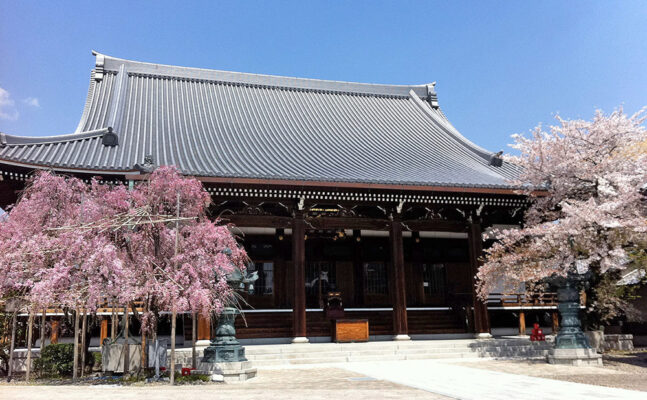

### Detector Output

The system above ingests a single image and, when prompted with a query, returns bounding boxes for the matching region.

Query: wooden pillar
[518,311,526,336]
[197,314,211,341]
[389,217,409,340]
[292,214,308,343]
[100,318,109,347]
[552,311,560,334]
[50,318,60,344]
[468,223,491,337]
[352,229,364,307]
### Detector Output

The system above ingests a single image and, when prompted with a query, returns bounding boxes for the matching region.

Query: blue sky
[1,1,646,153]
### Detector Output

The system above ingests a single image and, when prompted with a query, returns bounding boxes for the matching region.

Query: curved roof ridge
[0,128,109,146]
[408,90,494,161]
[93,51,436,99]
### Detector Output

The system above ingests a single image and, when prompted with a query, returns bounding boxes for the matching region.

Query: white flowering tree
[477,108,647,326]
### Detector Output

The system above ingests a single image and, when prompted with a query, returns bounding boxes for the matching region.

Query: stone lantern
[199,256,258,381]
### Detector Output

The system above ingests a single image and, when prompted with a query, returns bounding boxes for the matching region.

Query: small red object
[530,323,545,341]
[181,367,194,376]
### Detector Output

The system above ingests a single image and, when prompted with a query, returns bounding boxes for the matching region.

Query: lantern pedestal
[546,277,602,366]
[200,307,256,381]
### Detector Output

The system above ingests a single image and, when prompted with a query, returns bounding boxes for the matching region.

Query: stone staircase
[237,338,553,367]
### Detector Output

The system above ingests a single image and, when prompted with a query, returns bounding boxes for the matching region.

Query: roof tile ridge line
[125,69,415,100]
[407,89,494,161]
[94,51,429,98]
[74,70,98,133]
[106,64,129,134]
[0,128,110,146]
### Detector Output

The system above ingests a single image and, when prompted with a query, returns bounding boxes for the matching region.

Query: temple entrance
[305,261,336,308]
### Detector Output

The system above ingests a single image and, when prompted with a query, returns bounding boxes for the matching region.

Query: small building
[0,52,531,343]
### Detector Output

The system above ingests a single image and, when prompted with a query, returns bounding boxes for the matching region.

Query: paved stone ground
[452,350,647,392]
[3,352,646,399]
[340,359,646,400]
[0,368,450,400]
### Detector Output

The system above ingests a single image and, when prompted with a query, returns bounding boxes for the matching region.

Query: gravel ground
[453,350,647,392]
[0,368,451,400]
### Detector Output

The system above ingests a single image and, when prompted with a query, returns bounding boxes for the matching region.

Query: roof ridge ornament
[0,133,6,148]
[102,127,119,147]
[489,151,504,167]
[426,82,439,108]
[93,50,105,82]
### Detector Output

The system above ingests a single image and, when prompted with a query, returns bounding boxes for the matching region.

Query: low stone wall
[604,334,634,351]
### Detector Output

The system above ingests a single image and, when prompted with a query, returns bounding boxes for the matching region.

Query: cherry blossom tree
[477,108,647,325]
[0,166,246,383]
[110,166,247,382]
[0,172,130,380]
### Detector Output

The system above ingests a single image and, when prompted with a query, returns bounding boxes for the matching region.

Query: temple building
[0,52,551,345]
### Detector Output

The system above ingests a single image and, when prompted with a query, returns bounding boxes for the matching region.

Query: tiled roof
[0,52,518,188]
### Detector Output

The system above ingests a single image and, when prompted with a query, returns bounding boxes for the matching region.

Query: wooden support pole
[292,214,307,342]
[100,317,108,348]
[7,311,17,382]
[25,311,34,381]
[468,223,491,337]
[389,217,409,339]
[123,305,130,374]
[111,308,117,340]
[552,311,560,334]
[170,310,177,385]
[72,308,80,381]
[518,311,526,336]
[40,310,46,349]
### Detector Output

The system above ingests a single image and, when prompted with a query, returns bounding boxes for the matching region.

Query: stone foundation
[196,360,257,382]
[547,348,602,366]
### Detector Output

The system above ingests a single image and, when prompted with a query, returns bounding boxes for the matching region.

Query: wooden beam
[221,215,293,228]
[401,219,468,233]
[389,218,408,338]
[292,214,307,341]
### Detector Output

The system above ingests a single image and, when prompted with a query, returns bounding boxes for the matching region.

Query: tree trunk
[25,311,34,381]
[7,311,17,382]
[191,313,197,369]
[170,310,176,385]
[80,310,88,377]
[72,308,80,381]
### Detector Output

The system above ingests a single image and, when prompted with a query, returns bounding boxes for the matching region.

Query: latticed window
[423,263,446,296]
[249,261,274,295]
[364,262,387,295]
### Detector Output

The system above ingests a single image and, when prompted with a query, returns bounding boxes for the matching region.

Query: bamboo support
[80,310,88,377]
[192,313,197,369]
